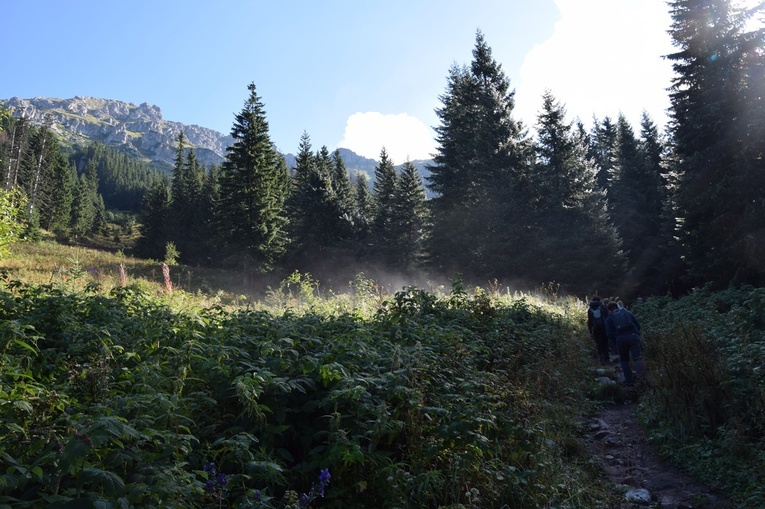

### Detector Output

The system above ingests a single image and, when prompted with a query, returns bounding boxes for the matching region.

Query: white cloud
[338,112,437,162]
[514,0,675,131]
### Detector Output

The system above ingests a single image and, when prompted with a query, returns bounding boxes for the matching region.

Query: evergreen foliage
[134,178,171,260]
[2,3,765,297]
[427,30,533,279]
[390,160,428,271]
[285,135,354,272]
[530,91,625,290]
[168,132,207,264]
[667,0,765,287]
[350,172,374,251]
[370,148,399,264]
[70,142,163,212]
[217,83,290,272]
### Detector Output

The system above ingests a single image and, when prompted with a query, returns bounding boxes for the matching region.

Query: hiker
[605,301,645,386]
[587,296,609,364]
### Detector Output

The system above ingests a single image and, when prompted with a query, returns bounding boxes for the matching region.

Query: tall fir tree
[426,30,532,279]
[169,132,205,263]
[390,160,428,271]
[351,172,374,253]
[135,179,171,260]
[530,91,625,291]
[43,151,75,236]
[217,83,289,272]
[330,149,354,228]
[197,163,221,265]
[70,162,99,240]
[667,0,765,286]
[371,148,398,265]
[588,116,619,193]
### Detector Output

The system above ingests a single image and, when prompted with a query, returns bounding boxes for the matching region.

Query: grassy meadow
[1,239,764,508]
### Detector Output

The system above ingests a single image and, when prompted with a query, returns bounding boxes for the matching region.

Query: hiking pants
[616,333,645,384]
[593,328,609,364]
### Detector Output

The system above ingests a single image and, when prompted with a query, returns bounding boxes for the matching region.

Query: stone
[624,488,651,505]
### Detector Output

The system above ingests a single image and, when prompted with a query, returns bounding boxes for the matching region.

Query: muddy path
[583,362,735,508]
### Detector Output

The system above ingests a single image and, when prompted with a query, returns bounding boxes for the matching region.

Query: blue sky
[2,0,678,162]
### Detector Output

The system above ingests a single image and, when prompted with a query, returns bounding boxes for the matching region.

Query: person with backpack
[605,302,645,386]
[587,296,609,364]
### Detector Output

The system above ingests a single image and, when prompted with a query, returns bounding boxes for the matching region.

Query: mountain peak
[1,96,432,179]
[1,96,232,170]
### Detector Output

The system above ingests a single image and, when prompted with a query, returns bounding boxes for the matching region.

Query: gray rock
[624,487,651,504]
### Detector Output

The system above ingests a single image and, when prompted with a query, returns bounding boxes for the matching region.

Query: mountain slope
[1,96,433,181]
[1,96,232,171]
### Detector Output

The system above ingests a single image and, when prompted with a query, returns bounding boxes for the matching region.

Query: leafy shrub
[0,275,606,508]
[636,285,765,504]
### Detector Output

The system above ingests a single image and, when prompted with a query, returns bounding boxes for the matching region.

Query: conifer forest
[1,1,765,507]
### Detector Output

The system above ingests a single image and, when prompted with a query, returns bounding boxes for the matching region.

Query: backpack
[610,310,634,334]
[590,303,605,329]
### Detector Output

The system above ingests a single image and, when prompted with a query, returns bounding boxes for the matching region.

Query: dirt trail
[583,360,735,508]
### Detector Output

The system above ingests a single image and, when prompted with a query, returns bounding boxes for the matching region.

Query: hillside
[0,96,433,180]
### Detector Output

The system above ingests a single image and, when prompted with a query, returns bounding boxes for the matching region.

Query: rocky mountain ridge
[1,96,433,181]
[1,96,233,170]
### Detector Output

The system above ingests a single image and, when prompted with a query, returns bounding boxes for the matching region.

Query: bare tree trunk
[27,127,47,217]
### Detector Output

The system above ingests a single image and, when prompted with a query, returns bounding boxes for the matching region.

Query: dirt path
[583,362,735,508]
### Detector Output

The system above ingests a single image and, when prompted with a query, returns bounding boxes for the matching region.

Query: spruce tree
[70,165,98,240]
[217,83,289,272]
[531,91,625,291]
[330,149,354,226]
[588,116,618,192]
[371,148,398,265]
[134,179,171,260]
[198,164,221,265]
[391,160,428,271]
[169,132,205,263]
[44,153,75,236]
[426,30,532,279]
[667,0,765,286]
[351,172,374,253]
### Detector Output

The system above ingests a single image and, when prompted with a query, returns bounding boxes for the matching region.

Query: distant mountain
[1,96,433,183]
[1,96,232,172]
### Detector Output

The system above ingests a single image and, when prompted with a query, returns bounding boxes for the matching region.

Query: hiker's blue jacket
[605,308,641,341]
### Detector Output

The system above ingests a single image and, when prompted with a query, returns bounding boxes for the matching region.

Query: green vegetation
[636,286,765,506]
[0,243,618,508]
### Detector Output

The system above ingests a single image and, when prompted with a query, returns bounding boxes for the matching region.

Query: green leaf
[80,467,125,497]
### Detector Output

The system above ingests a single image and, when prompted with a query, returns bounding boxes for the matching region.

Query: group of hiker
[587,296,645,386]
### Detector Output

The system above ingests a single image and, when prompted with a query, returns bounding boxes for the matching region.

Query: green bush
[0,275,607,508]
[636,285,765,505]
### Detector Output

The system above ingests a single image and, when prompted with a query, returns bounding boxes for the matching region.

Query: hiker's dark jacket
[587,301,608,335]
[605,308,641,341]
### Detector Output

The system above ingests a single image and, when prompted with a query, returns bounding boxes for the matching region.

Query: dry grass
[1,239,278,309]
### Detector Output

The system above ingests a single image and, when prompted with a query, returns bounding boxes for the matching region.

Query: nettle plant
[0,272,602,508]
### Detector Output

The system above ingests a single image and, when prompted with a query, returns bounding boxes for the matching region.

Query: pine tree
[330,149,354,227]
[371,148,398,265]
[530,91,625,290]
[169,132,205,263]
[426,30,532,278]
[588,116,618,192]
[391,160,428,271]
[134,179,171,260]
[70,164,98,240]
[44,151,75,236]
[197,163,221,265]
[351,172,374,252]
[20,124,54,225]
[217,83,289,271]
[667,0,765,286]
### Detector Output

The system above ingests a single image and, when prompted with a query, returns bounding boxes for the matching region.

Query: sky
[1,0,680,162]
